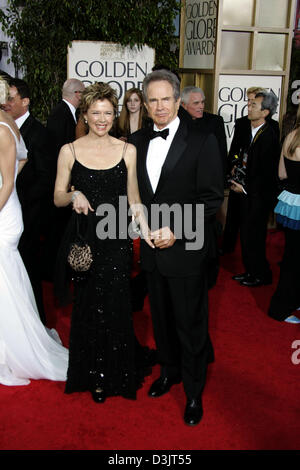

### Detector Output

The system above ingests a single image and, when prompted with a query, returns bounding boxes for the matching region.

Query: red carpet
[0,230,299,451]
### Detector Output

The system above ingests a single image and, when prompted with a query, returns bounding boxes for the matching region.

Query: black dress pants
[222,190,242,253]
[146,266,213,400]
[239,195,272,281]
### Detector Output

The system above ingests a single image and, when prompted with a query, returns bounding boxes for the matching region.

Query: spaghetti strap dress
[63,144,149,398]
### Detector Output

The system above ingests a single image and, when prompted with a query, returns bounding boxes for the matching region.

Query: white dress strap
[0,121,27,161]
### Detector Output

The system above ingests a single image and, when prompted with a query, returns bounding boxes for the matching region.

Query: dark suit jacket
[17,114,53,213]
[244,122,280,208]
[178,106,228,176]
[129,119,224,277]
[228,115,280,169]
[46,100,76,162]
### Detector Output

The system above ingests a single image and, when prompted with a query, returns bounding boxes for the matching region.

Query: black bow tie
[149,128,169,140]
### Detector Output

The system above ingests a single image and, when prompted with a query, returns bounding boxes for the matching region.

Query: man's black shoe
[148,376,181,398]
[240,275,272,287]
[232,272,250,281]
[184,397,203,426]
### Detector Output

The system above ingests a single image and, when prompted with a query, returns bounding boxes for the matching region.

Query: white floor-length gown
[0,121,68,386]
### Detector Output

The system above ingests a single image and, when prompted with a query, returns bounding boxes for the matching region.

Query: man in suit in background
[46,78,85,163]
[4,78,53,324]
[179,86,227,176]
[129,70,224,426]
[43,78,85,280]
[230,90,280,287]
[179,85,227,288]
[222,87,280,255]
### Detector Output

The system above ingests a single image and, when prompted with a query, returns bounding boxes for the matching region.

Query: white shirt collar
[63,99,77,122]
[15,110,30,129]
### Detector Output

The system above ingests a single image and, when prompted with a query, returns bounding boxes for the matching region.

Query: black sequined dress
[64,156,145,398]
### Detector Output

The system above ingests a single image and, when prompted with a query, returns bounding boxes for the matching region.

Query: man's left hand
[230,180,244,193]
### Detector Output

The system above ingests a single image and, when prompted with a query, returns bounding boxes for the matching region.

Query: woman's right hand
[72,191,94,215]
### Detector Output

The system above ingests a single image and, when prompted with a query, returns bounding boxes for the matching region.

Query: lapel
[248,123,267,157]
[154,120,188,196]
[138,130,154,197]
[20,114,34,141]
[246,122,268,176]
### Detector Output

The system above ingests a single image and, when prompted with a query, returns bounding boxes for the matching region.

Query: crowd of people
[0,67,299,426]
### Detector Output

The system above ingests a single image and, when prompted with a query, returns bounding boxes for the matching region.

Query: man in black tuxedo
[43,78,85,280]
[4,78,53,323]
[179,86,227,176]
[129,70,224,425]
[179,86,227,288]
[229,91,280,287]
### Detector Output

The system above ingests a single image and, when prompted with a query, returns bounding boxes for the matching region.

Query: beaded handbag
[67,214,93,272]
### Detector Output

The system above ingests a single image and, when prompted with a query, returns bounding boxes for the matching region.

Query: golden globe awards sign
[67,41,155,105]
[218,75,282,149]
[182,0,217,69]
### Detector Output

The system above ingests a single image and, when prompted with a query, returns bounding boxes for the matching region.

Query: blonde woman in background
[269,106,300,324]
[0,76,68,386]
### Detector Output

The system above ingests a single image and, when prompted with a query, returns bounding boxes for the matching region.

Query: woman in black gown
[268,116,300,324]
[54,82,154,403]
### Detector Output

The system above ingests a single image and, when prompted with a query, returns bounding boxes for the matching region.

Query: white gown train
[0,121,68,386]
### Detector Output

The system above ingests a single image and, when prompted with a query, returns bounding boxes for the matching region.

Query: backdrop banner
[182,0,217,69]
[68,41,155,106]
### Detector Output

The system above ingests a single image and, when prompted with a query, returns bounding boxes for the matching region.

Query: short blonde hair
[247,86,266,96]
[0,76,9,105]
[80,82,118,116]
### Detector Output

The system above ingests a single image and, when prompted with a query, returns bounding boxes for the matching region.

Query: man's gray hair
[143,69,180,103]
[62,78,84,99]
[180,86,205,105]
[255,91,278,118]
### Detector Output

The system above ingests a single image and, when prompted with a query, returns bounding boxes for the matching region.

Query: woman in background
[0,76,68,386]
[117,87,150,140]
[269,108,300,324]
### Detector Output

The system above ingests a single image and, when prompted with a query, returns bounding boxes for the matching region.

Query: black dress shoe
[91,388,106,403]
[232,272,250,281]
[184,397,203,426]
[240,275,272,287]
[148,376,181,398]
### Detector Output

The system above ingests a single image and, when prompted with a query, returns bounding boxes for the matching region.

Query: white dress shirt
[146,116,180,193]
[63,99,77,123]
[15,111,30,129]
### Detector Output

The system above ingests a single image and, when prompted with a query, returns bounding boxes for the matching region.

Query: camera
[230,165,247,186]
[226,153,247,187]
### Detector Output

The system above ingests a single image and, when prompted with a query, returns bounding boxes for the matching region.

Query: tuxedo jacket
[46,100,76,162]
[244,121,280,208]
[178,106,228,176]
[229,115,280,168]
[17,114,53,213]
[129,119,224,277]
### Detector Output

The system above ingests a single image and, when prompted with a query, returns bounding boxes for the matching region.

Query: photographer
[225,90,281,287]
